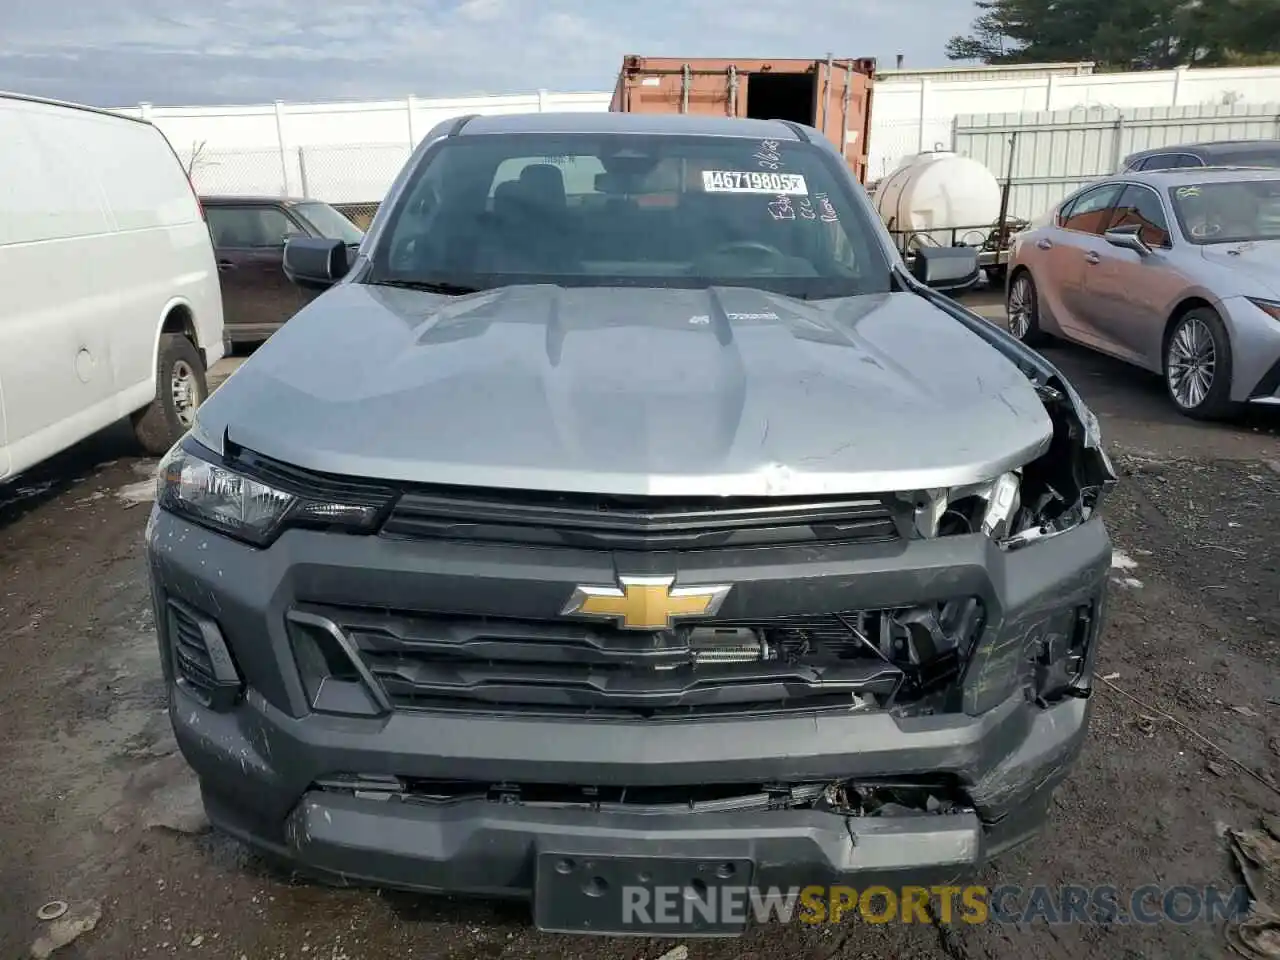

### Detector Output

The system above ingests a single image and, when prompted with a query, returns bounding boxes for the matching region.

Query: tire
[1164,307,1236,421]
[1006,270,1048,347]
[133,334,208,455]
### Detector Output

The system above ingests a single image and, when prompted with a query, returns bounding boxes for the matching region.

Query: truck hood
[193,283,1053,496]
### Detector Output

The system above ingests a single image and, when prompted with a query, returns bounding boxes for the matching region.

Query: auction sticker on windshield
[702,171,808,194]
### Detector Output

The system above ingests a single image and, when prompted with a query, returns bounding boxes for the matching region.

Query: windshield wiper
[368,278,480,295]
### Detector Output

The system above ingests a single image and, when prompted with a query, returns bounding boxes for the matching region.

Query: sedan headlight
[157,442,385,546]
[1248,297,1280,323]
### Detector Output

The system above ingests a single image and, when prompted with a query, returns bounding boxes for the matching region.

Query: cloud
[0,0,978,107]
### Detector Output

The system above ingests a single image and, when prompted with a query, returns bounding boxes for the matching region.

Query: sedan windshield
[1169,178,1280,244]
[293,201,364,244]
[365,133,891,298]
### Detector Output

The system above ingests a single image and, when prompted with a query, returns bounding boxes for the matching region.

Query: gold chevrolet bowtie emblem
[562,575,732,630]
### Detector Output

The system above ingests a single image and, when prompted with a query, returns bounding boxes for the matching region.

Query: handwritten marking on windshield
[768,195,796,220]
[814,192,840,222]
[798,197,817,220]
[755,139,784,170]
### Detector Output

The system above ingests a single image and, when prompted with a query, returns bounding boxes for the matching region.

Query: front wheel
[1006,271,1048,346]
[1164,308,1236,420]
[133,334,209,455]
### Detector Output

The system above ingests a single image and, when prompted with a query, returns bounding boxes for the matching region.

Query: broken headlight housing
[157,441,386,547]
[905,391,1115,549]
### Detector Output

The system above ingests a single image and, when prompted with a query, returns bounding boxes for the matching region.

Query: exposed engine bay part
[313,773,972,818]
[814,779,970,818]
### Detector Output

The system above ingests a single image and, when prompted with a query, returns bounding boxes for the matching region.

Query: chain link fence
[333,202,381,230]
[297,142,411,205]
[180,146,290,197]
[180,142,410,216]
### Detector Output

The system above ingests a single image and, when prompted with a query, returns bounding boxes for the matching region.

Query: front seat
[495,164,575,271]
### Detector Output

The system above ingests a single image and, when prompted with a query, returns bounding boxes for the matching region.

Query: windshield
[1169,178,1280,244]
[293,201,364,244]
[365,133,891,298]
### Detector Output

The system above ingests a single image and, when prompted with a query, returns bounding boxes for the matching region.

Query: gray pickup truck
[147,111,1115,937]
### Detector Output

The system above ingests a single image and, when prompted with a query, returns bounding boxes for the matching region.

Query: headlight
[157,442,385,546]
[1248,297,1280,323]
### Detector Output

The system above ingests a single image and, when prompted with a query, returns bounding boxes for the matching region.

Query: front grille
[296,603,937,719]
[381,488,901,549]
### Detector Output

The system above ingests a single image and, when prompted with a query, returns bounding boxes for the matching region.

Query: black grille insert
[381,488,901,549]
[291,603,982,719]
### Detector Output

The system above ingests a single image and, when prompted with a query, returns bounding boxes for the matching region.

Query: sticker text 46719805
[702,171,808,195]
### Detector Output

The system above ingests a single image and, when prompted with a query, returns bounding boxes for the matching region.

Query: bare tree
[184,140,210,179]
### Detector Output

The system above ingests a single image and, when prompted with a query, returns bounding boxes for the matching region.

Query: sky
[0,0,980,108]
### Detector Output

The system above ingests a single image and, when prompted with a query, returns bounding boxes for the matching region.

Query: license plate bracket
[533,851,756,936]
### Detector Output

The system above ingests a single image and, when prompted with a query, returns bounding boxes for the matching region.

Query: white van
[0,92,225,480]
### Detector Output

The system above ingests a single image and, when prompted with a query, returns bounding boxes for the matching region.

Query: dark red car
[202,196,364,345]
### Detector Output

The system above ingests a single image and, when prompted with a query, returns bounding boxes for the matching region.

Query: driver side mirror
[1104,224,1150,256]
[911,246,981,292]
[283,236,349,290]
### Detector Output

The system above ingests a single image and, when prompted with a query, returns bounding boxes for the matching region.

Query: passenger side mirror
[1104,224,1150,256]
[283,237,348,290]
[910,246,981,292]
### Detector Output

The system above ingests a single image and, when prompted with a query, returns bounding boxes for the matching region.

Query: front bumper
[1219,295,1280,404]
[147,508,1110,927]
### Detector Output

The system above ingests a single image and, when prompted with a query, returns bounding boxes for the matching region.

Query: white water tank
[874,152,1002,250]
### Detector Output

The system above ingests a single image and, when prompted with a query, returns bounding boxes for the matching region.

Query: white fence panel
[954,102,1280,221]
[121,65,1280,204]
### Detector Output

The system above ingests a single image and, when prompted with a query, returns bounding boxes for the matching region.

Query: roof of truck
[457,111,810,140]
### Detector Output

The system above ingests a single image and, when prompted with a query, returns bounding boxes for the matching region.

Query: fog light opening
[165,598,243,711]
[1026,604,1095,707]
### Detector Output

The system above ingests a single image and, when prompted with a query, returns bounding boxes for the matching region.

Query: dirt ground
[3,297,1280,960]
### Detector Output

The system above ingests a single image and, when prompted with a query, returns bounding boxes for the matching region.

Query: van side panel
[0,100,120,477]
[0,95,224,479]
[86,116,224,409]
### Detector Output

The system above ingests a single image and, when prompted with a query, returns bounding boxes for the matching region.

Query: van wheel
[133,335,208,455]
